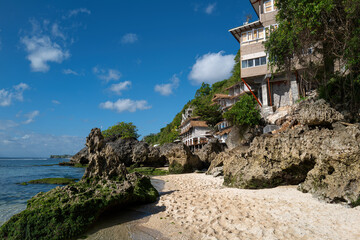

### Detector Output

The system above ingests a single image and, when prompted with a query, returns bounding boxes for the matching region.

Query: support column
[261,81,268,107]
[290,74,299,104]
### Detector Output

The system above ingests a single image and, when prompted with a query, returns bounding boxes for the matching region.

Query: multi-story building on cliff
[229,0,300,116]
[179,107,213,151]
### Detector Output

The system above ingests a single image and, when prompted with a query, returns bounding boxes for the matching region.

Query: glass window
[247,31,253,41]
[258,28,264,39]
[242,60,247,68]
[241,33,247,43]
[264,0,273,13]
[255,58,260,66]
[260,57,267,65]
[254,30,258,39]
[248,59,254,68]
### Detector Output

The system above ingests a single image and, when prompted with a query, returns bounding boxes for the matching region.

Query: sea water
[0,157,85,226]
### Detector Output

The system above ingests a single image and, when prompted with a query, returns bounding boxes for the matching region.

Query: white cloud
[23,110,39,124]
[66,8,91,18]
[52,100,61,104]
[188,51,235,85]
[205,3,217,14]
[0,130,85,157]
[109,81,131,95]
[21,19,70,72]
[0,83,30,107]
[51,23,66,40]
[121,33,138,44]
[63,68,79,75]
[154,74,180,96]
[100,99,151,113]
[0,120,19,130]
[93,67,122,82]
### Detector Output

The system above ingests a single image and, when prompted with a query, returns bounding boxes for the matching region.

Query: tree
[194,104,223,127]
[102,122,140,139]
[195,83,211,98]
[265,0,360,112]
[223,94,260,127]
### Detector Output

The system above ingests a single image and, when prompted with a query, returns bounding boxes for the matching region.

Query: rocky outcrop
[226,125,261,150]
[70,147,89,165]
[195,139,224,167]
[0,128,159,240]
[223,126,317,189]
[223,99,360,206]
[298,123,360,205]
[296,98,344,126]
[160,143,202,173]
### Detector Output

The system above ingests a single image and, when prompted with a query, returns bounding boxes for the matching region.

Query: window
[264,0,277,13]
[260,56,267,65]
[241,56,267,69]
[248,59,254,68]
[242,60,248,68]
[241,33,247,43]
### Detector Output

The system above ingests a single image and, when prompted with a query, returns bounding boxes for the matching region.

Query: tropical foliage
[265,0,360,112]
[223,94,261,127]
[102,122,140,139]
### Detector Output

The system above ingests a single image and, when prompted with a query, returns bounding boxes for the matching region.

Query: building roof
[212,94,232,102]
[225,82,242,90]
[230,91,251,99]
[215,121,226,127]
[215,127,232,136]
[229,20,262,43]
[180,120,209,135]
[179,116,201,128]
[249,0,260,17]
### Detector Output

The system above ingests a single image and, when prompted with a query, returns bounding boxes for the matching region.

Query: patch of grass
[73,163,89,168]
[21,177,78,185]
[127,167,168,176]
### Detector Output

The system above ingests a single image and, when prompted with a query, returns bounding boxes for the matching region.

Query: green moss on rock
[20,178,78,185]
[0,173,158,240]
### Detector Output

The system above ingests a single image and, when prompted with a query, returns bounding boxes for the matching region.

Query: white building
[179,107,212,151]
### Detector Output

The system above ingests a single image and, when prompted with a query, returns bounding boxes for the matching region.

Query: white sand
[86,173,360,240]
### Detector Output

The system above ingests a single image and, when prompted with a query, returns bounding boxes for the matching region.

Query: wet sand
[84,173,360,240]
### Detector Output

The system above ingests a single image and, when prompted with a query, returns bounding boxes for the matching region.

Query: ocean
[0,157,85,226]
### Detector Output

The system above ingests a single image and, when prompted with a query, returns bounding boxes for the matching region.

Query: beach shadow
[82,178,169,239]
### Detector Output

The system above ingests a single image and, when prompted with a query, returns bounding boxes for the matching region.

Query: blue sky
[0,0,255,157]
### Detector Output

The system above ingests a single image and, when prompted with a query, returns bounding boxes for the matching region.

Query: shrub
[223,94,261,127]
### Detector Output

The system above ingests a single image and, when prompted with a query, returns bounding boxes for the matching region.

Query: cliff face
[222,98,360,206]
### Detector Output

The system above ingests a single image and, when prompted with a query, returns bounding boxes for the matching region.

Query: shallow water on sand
[0,157,85,226]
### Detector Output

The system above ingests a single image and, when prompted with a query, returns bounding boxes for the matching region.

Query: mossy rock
[169,162,194,174]
[20,178,78,185]
[0,174,158,240]
[127,167,168,176]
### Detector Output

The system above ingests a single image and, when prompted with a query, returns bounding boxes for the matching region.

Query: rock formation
[222,99,360,206]
[195,138,224,167]
[70,147,89,164]
[0,128,159,240]
[160,143,202,173]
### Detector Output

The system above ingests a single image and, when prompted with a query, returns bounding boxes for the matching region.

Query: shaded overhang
[229,20,262,43]
[250,0,261,17]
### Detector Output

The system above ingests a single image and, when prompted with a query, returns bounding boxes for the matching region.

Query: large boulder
[195,138,225,167]
[296,98,344,126]
[225,125,261,150]
[299,123,360,205]
[223,126,318,189]
[160,143,202,174]
[132,142,167,167]
[0,128,159,240]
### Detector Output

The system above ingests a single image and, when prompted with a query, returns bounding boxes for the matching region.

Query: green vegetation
[20,178,78,185]
[102,122,140,139]
[127,167,168,176]
[265,0,360,113]
[223,94,261,127]
[0,176,158,240]
[74,163,88,168]
[144,50,244,145]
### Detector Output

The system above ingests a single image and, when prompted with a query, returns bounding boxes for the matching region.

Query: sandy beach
[85,173,360,240]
